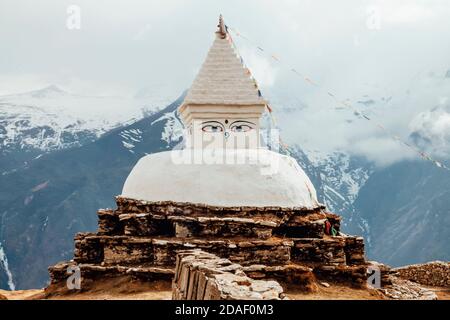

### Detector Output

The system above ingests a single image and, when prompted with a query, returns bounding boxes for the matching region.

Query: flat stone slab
[172,250,286,300]
[48,261,175,284]
[73,234,293,267]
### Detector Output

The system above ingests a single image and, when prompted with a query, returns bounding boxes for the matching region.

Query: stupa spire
[178,15,268,150]
[216,14,227,39]
[179,15,266,117]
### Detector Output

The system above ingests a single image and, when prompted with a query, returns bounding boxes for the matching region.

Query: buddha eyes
[202,124,224,133]
[230,124,253,132]
[200,121,254,133]
[230,121,255,132]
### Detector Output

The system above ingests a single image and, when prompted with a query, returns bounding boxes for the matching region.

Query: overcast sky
[1,0,449,165]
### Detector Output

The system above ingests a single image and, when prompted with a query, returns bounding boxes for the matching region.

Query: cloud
[276,70,450,166]
[369,1,435,25]
[349,137,417,167]
[0,0,449,166]
[409,105,450,158]
[132,23,153,41]
[238,47,278,87]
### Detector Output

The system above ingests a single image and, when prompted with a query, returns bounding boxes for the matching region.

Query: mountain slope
[0,94,184,289]
[290,147,373,236]
[355,160,450,266]
[0,241,14,290]
[0,85,175,175]
[0,90,449,289]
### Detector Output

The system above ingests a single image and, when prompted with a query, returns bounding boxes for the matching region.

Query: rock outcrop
[172,250,285,300]
[380,277,438,300]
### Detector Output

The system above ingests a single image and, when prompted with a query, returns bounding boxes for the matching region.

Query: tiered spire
[180,15,266,111]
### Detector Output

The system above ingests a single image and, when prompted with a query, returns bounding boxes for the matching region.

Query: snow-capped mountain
[293,149,373,227]
[0,86,182,290]
[0,84,180,151]
[0,85,178,174]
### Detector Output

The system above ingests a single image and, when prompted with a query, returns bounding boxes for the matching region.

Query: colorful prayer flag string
[227,28,281,151]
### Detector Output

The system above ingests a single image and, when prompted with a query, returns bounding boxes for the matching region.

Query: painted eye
[202,125,223,133]
[231,124,253,132]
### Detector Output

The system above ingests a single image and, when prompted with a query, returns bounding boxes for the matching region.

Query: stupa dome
[121,149,320,209]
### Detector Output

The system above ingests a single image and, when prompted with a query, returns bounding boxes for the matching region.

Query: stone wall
[293,238,346,265]
[393,261,450,287]
[73,234,293,267]
[108,197,335,240]
[48,261,174,285]
[172,250,285,300]
[48,197,368,291]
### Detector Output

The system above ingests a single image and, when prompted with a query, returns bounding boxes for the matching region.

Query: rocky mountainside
[355,160,450,266]
[293,148,450,267]
[0,94,184,290]
[290,148,373,236]
[0,91,449,290]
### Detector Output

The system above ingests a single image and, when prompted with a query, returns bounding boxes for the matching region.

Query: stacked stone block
[48,196,368,290]
[172,250,285,300]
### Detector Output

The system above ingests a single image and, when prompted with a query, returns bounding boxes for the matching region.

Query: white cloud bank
[0,0,449,166]
[410,105,450,158]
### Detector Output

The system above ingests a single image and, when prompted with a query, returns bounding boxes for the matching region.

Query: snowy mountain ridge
[287,147,373,245]
[0,85,178,153]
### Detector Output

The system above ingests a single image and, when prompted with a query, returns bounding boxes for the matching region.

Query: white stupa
[122,16,321,209]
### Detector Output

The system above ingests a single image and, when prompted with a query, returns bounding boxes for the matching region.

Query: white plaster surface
[122,149,321,209]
